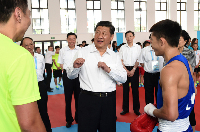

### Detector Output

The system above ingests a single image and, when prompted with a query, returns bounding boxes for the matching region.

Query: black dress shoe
[47,89,53,92]
[134,111,141,116]
[120,111,129,115]
[66,122,72,128]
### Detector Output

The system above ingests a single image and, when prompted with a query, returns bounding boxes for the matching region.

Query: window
[31,0,49,34]
[155,0,167,23]
[134,0,147,32]
[60,0,77,33]
[34,40,68,56]
[177,0,187,30]
[194,0,200,30]
[86,0,101,33]
[111,0,125,32]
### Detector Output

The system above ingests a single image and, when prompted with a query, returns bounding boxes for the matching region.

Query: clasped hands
[73,58,111,73]
[127,69,135,77]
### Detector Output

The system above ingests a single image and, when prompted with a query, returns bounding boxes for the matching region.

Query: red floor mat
[48,86,200,130]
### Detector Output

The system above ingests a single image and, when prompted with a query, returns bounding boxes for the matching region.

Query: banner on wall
[116,33,123,46]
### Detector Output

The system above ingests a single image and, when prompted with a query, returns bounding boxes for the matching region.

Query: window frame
[31,0,50,34]
[177,0,186,26]
[60,0,77,33]
[86,0,101,33]
[134,0,147,32]
[194,0,200,30]
[111,0,125,32]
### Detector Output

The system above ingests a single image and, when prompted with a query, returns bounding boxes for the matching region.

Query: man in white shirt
[57,32,81,128]
[21,37,52,132]
[45,46,55,92]
[138,38,164,105]
[67,21,127,132]
[119,31,141,116]
[35,47,41,54]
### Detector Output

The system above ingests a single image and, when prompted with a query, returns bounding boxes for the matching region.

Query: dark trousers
[63,70,80,123]
[45,63,52,89]
[122,66,140,112]
[144,72,160,105]
[78,91,116,132]
[37,81,52,132]
[189,107,196,126]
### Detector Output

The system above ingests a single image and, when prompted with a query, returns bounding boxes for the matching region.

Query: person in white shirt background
[21,37,52,132]
[35,47,41,54]
[136,42,144,87]
[138,34,164,105]
[119,30,141,116]
[67,21,127,132]
[57,32,81,128]
[45,46,55,92]
[192,43,200,86]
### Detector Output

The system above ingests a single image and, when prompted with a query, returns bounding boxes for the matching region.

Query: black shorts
[194,66,200,73]
[53,69,62,78]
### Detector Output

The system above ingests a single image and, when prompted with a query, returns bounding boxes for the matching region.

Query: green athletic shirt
[52,53,61,70]
[0,33,41,132]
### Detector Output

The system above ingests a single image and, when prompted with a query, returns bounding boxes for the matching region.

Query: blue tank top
[157,54,195,131]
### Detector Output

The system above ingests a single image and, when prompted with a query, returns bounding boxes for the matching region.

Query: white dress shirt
[34,53,45,82]
[57,45,80,70]
[138,45,164,73]
[66,44,127,92]
[119,43,141,66]
[45,51,55,64]
[194,50,200,65]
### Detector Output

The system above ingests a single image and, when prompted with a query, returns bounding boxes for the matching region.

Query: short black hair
[143,41,150,48]
[48,46,53,49]
[136,42,142,46]
[0,0,28,23]
[20,37,33,46]
[95,21,115,35]
[55,46,60,49]
[82,41,86,43]
[35,47,40,51]
[67,32,77,38]
[125,30,135,37]
[191,38,198,47]
[181,30,190,46]
[149,19,182,47]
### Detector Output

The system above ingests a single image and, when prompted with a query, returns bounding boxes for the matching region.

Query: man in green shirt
[0,0,46,131]
[52,46,63,89]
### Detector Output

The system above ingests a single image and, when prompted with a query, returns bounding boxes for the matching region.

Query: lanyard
[34,57,37,70]
[196,51,197,55]
[150,50,159,61]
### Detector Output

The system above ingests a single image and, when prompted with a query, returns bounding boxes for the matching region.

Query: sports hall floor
[47,77,200,132]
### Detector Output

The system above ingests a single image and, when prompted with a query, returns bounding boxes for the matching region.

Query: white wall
[25,0,197,46]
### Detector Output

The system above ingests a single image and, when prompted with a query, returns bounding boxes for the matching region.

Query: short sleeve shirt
[0,33,41,132]
[52,53,60,70]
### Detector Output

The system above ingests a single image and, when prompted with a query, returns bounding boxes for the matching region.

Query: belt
[145,71,159,75]
[125,66,134,68]
[81,90,116,97]
[38,80,44,85]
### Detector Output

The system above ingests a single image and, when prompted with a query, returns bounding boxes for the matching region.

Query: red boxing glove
[130,105,158,132]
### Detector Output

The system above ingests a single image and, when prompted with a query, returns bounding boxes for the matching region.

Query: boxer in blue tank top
[156,54,195,132]
[144,19,196,132]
